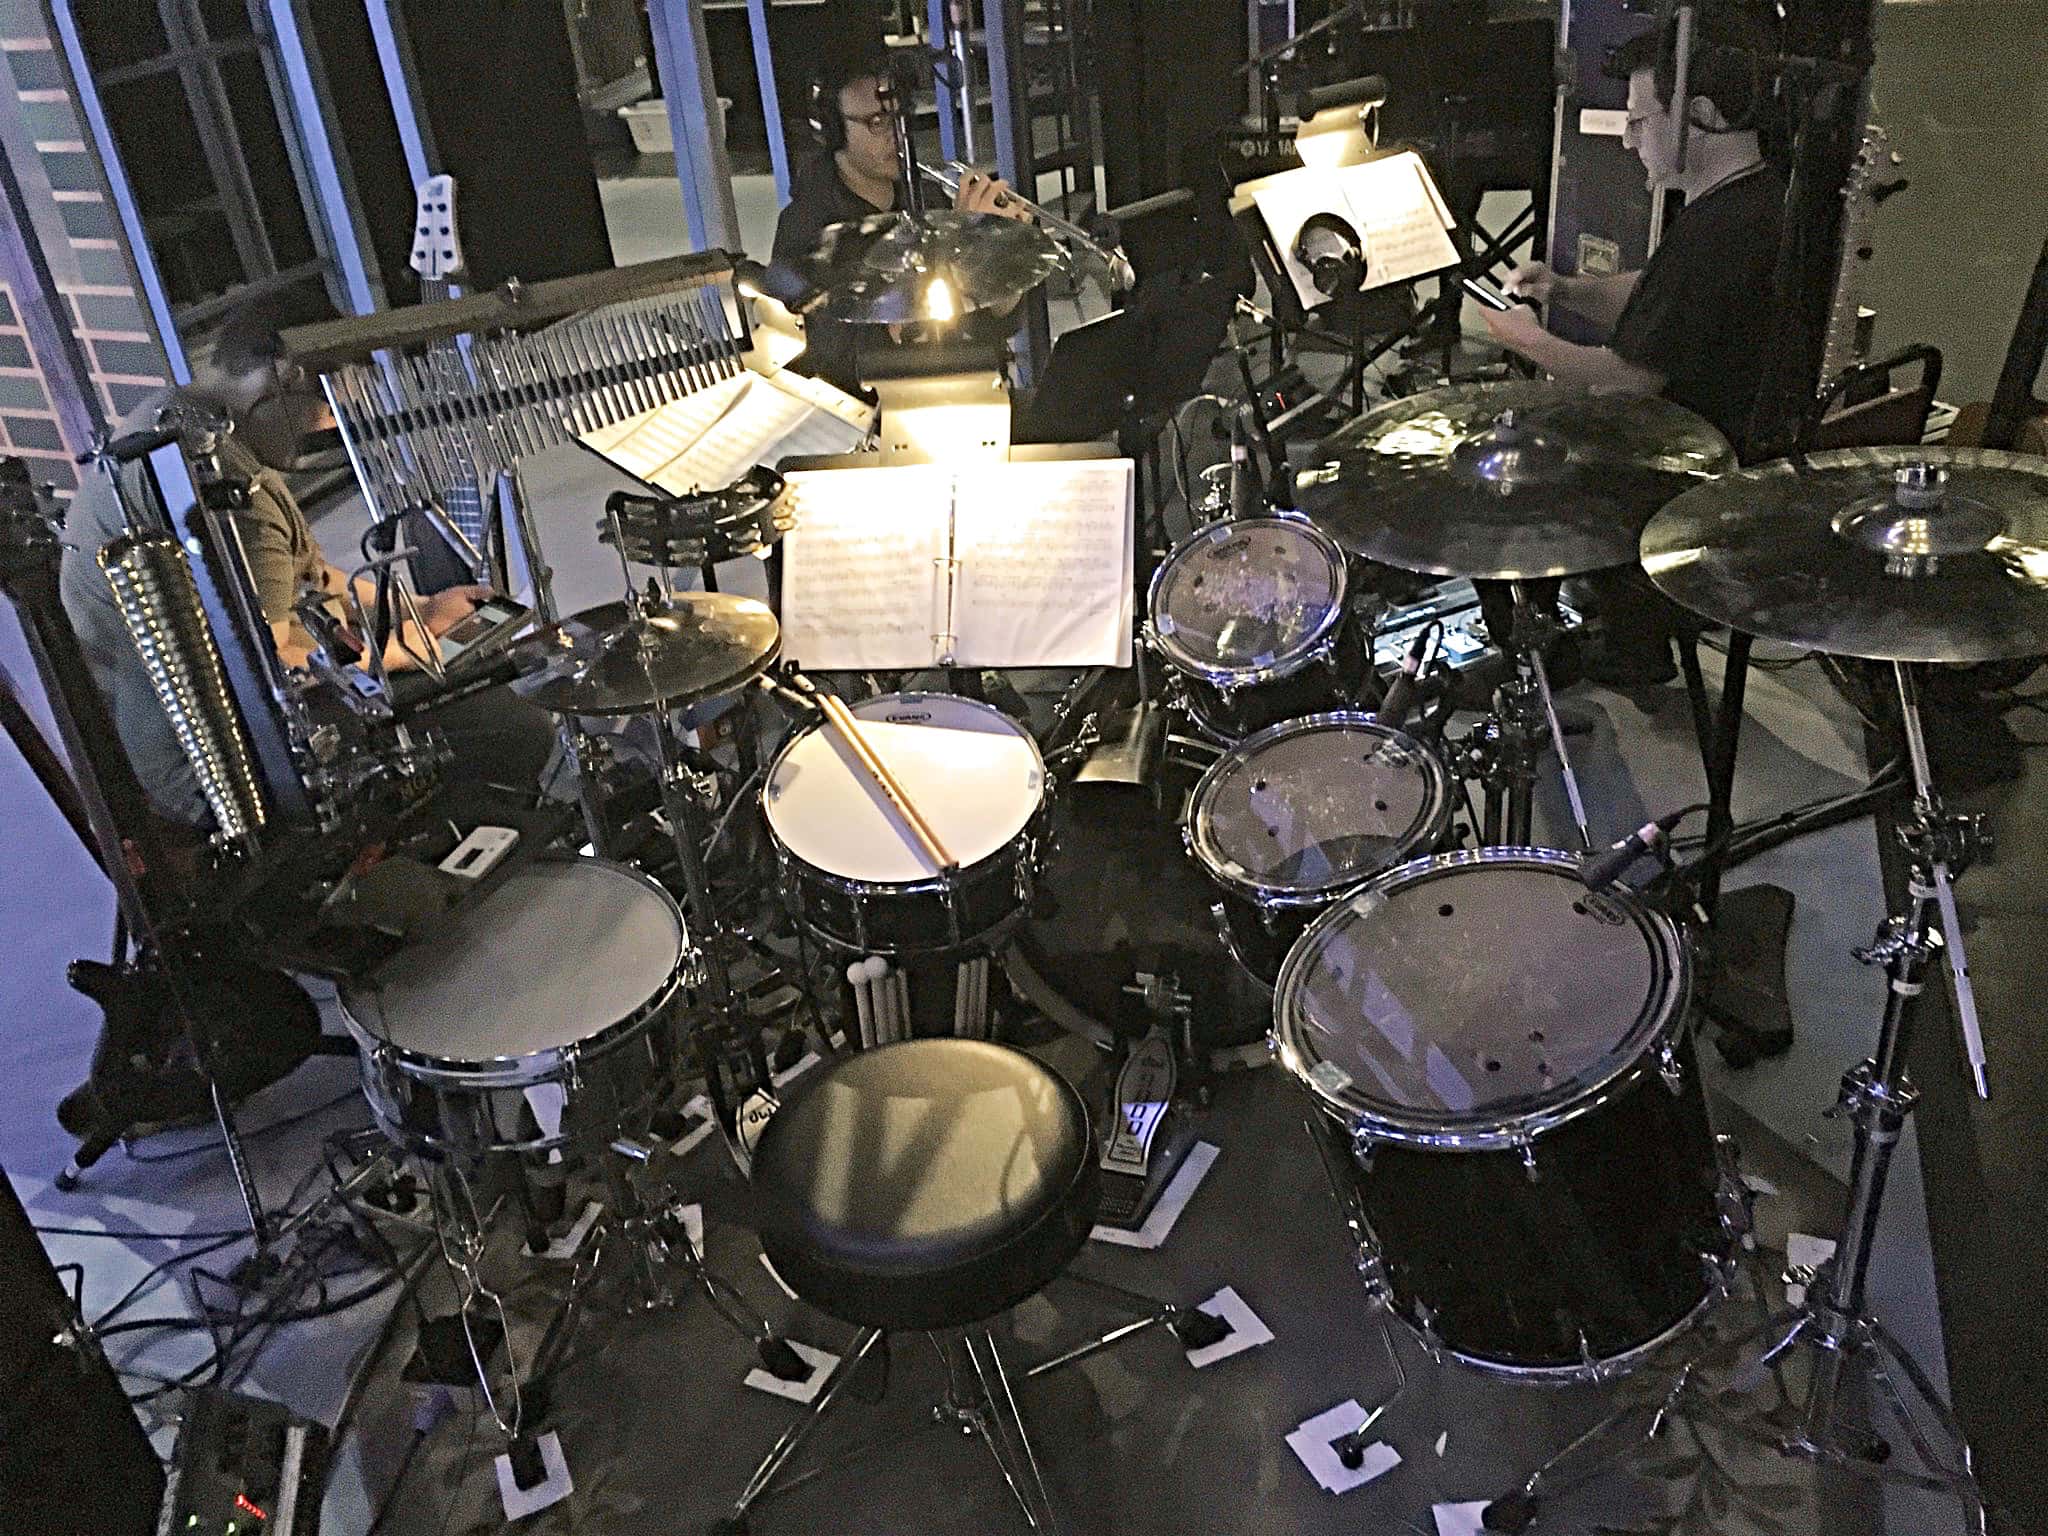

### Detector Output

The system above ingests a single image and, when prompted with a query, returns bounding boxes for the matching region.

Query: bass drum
[1145,514,1369,743]
[340,858,686,1158]
[1006,768,1272,1057]
[1274,850,1730,1378]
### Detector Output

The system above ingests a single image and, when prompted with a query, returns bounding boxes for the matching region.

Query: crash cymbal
[1641,447,2048,664]
[1294,381,1735,580]
[798,210,1064,326]
[510,591,781,716]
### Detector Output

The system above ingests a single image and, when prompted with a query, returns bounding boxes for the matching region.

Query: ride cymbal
[1295,380,1734,580]
[1640,447,2048,664]
[510,591,781,716]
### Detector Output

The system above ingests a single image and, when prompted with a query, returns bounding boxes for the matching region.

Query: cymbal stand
[1480,661,1990,1533]
[1460,583,1593,849]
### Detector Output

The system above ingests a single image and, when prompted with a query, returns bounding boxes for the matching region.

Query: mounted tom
[1145,513,1369,744]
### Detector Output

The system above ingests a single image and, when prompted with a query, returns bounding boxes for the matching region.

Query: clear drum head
[1148,516,1347,683]
[1187,715,1450,905]
[343,859,684,1066]
[1273,849,1687,1145]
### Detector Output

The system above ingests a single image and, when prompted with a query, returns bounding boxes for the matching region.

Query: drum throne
[714,1038,1099,1533]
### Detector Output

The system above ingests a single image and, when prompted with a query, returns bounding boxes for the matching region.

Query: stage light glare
[925,275,959,323]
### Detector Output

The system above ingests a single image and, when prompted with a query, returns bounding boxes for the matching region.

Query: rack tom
[1274,849,1730,1379]
[1146,514,1365,742]
[1185,713,1451,988]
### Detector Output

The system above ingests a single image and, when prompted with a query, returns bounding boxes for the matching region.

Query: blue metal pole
[926,0,959,164]
[743,0,791,202]
[648,0,743,252]
[265,0,382,315]
[982,0,1046,382]
[361,0,436,190]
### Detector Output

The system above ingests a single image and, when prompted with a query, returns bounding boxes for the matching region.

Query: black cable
[364,1428,430,1536]
[91,1231,248,1331]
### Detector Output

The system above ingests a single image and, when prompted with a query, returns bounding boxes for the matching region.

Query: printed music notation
[583,366,874,497]
[780,459,1136,671]
[1248,150,1461,312]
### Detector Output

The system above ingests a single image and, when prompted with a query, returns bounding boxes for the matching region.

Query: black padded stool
[719,1039,1098,1533]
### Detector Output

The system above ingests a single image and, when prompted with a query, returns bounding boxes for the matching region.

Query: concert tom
[340,858,686,1157]
[1184,713,1451,988]
[1146,514,1366,742]
[764,692,1051,955]
[1274,850,1732,1379]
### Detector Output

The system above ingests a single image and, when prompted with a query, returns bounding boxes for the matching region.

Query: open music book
[580,363,876,496]
[780,459,1136,670]
[1246,150,1460,311]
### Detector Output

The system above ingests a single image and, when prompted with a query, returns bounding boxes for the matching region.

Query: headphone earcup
[806,78,845,152]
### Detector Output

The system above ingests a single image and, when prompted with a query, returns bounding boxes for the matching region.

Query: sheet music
[951,460,1134,667]
[780,465,948,670]
[582,367,874,496]
[779,458,1134,670]
[1340,153,1461,289]
[1250,150,1459,310]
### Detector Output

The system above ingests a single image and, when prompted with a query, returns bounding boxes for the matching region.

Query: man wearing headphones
[772,41,1026,391]
[1481,6,1784,684]
[1486,9,1783,448]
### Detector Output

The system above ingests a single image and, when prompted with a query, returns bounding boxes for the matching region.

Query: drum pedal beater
[1480,662,1990,1535]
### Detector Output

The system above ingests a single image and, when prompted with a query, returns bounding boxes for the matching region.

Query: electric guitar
[1818,124,1906,391]
[407,174,490,565]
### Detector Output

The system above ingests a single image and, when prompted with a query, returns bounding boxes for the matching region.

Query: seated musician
[1482,5,1785,685]
[770,38,1031,394]
[60,293,557,830]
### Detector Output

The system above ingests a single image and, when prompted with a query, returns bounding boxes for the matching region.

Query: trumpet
[918,160,1135,290]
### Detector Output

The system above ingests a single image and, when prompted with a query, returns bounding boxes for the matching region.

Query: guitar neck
[417,272,489,542]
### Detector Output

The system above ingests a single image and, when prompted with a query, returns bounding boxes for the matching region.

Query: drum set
[317,357,2043,1529]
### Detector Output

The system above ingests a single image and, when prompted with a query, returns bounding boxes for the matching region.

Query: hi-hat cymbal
[510,591,781,716]
[1294,381,1735,580]
[799,210,1064,326]
[1641,446,2048,664]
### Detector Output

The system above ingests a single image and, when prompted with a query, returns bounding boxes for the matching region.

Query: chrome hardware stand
[1457,583,1593,850]
[715,1327,1064,1535]
[1479,662,1989,1534]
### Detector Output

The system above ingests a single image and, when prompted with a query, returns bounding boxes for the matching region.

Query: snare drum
[1185,714,1451,988]
[340,858,686,1157]
[1274,849,1728,1379]
[764,692,1050,954]
[1146,514,1366,742]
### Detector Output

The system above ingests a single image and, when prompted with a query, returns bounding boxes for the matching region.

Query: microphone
[1579,808,1692,893]
[1373,628,1432,731]
[1228,405,1259,519]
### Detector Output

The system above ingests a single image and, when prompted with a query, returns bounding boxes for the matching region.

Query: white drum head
[1274,851,1683,1137]
[343,860,683,1062]
[764,693,1044,884]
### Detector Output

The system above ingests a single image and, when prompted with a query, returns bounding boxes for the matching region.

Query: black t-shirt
[1609,164,1785,455]
[772,152,898,395]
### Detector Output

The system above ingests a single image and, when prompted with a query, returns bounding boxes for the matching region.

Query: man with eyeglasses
[60,293,554,828]
[772,41,1028,392]
[1478,5,1785,685]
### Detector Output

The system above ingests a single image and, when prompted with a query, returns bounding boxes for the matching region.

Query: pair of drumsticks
[813,690,958,873]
